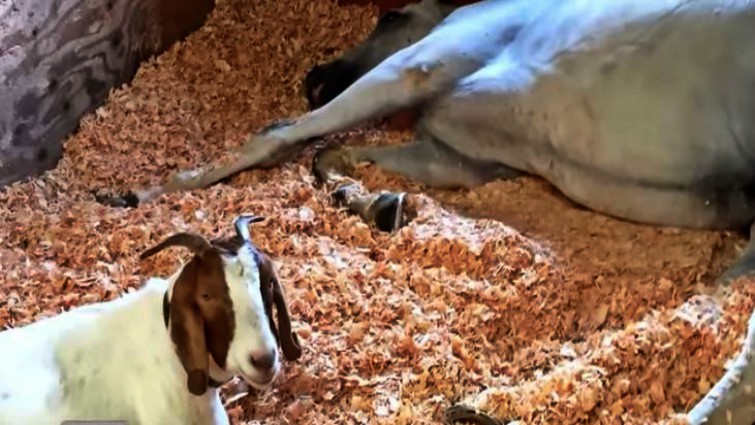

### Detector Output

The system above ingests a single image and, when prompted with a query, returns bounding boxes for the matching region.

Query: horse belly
[427,0,755,229]
[526,4,755,228]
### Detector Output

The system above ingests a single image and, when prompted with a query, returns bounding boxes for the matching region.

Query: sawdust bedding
[1,0,754,423]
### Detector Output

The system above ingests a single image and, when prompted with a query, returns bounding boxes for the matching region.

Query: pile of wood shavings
[1,0,753,423]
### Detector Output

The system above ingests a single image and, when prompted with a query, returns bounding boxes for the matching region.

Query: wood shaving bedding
[1,0,752,423]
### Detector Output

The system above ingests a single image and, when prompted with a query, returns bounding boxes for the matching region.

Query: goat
[0,215,302,425]
[97,0,755,423]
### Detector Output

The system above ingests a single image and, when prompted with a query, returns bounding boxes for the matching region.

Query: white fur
[0,245,279,425]
[219,244,281,388]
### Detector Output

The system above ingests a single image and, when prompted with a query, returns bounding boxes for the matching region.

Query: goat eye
[200,293,213,301]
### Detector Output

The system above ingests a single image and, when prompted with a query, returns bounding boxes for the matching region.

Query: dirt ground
[1,0,753,424]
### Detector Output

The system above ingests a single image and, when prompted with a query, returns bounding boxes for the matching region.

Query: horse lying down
[99,0,755,423]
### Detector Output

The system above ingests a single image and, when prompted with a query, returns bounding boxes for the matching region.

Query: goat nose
[249,349,276,370]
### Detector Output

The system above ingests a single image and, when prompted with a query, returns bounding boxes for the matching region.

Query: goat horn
[140,232,213,260]
[233,214,265,241]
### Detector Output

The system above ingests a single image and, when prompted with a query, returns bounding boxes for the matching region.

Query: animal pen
[1,0,754,424]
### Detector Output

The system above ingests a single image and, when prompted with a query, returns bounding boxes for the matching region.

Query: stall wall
[0,0,214,187]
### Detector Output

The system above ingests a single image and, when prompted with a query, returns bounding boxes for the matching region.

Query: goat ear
[170,258,210,396]
[271,275,302,361]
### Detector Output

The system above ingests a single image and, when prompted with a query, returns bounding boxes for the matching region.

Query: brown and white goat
[0,215,302,425]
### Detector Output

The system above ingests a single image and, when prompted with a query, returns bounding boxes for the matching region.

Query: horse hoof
[93,190,140,208]
[369,192,408,233]
[444,405,504,425]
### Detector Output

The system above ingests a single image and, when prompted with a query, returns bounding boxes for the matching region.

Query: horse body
[312,0,755,230]
[122,0,755,235]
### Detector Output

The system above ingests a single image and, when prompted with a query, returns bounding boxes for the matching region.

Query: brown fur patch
[170,249,235,395]
[141,233,236,395]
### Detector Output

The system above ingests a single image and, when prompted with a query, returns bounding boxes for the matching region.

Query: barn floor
[1,0,754,423]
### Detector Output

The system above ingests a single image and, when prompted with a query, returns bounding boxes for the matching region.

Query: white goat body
[0,216,302,425]
[0,276,225,425]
